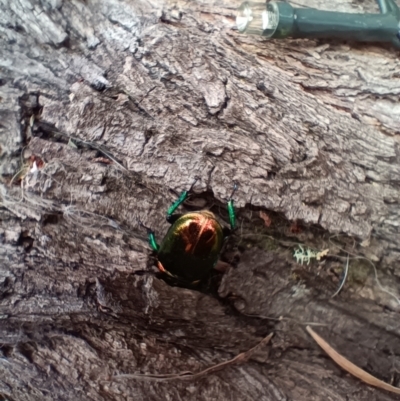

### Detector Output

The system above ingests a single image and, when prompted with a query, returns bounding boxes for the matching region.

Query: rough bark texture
[1,0,400,400]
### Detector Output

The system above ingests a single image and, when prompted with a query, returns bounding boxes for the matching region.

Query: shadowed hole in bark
[42,214,60,225]
[17,342,37,364]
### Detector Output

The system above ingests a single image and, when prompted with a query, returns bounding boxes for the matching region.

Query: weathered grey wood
[1,0,400,400]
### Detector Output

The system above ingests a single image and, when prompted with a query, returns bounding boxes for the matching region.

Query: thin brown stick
[113,332,273,382]
[307,326,400,395]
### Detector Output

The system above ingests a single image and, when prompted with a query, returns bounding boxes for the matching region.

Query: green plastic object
[236,0,400,48]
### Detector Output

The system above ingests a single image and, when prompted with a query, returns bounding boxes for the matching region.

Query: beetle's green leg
[166,191,189,220]
[227,182,238,230]
[166,176,199,222]
[139,221,159,252]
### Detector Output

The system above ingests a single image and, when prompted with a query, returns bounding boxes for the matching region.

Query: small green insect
[140,177,238,284]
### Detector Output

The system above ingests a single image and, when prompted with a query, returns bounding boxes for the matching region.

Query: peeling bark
[1,0,400,400]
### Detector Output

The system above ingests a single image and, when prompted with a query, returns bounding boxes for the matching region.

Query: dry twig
[113,332,273,382]
[307,326,400,395]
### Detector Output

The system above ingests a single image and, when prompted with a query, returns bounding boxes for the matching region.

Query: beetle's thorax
[174,211,220,255]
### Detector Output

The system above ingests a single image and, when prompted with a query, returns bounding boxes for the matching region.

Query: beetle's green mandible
[140,178,238,284]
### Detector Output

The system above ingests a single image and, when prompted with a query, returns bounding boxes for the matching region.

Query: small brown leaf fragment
[259,211,272,227]
[289,221,301,233]
[10,155,45,185]
[92,157,113,165]
[306,326,400,395]
[29,155,45,169]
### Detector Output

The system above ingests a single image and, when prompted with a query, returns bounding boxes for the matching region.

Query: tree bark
[1,0,400,400]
